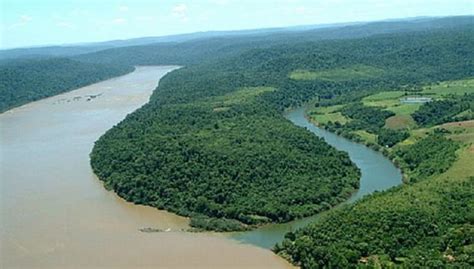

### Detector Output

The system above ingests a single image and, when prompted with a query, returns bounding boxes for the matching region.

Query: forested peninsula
[87,18,473,236]
[2,16,472,268]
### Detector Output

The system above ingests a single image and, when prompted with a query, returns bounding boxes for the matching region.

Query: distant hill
[73,16,474,66]
[2,16,471,61]
[0,21,358,60]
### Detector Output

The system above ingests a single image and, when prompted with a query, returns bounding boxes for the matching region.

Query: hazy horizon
[1,0,473,50]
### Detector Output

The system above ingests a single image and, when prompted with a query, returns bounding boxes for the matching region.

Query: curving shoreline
[1,66,402,268]
[229,106,403,248]
[0,66,293,269]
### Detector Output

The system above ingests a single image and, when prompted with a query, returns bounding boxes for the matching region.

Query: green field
[423,78,474,96]
[308,105,350,125]
[289,65,384,81]
[309,77,474,147]
[309,111,349,125]
[211,86,275,105]
[362,91,406,101]
[442,120,474,144]
[385,115,417,130]
[385,103,422,116]
[353,130,377,144]
[286,78,474,268]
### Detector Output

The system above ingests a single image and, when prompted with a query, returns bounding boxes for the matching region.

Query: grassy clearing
[385,115,417,130]
[290,65,384,81]
[386,103,422,116]
[362,91,422,122]
[397,128,430,146]
[210,87,275,112]
[363,91,406,101]
[363,91,421,115]
[308,104,349,124]
[353,130,377,144]
[312,104,345,114]
[441,120,474,144]
[436,144,474,181]
[363,99,399,108]
[310,112,349,125]
[311,78,473,148]
[217,86,275,105]
[422,78,474,96]
[423,121,474,184]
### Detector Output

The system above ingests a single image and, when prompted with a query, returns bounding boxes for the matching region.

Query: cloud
[70,8,90,17]
[294,6,307,14]
[135,16,156,22]
[211,0,231,5]
[293,5,318,16]
[118,5,129,12]
[20,15,33,23]
[56,21,74,28]
[112,18,127,24]
[7,15,33,29]
[172,3,189,22]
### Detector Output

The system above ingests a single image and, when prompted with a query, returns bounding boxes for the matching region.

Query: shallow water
[0,66,292,269]
[229,106,403,248]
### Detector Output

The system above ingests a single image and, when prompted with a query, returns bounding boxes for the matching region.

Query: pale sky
[1,0,473,49]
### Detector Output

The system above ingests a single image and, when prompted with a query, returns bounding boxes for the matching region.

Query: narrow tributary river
[230,107,403,248]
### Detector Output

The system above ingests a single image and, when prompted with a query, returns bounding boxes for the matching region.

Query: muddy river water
[1,66,402,268]
[0,66,293,269]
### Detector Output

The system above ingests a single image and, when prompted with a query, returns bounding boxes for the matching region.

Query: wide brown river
[0,66,293,269]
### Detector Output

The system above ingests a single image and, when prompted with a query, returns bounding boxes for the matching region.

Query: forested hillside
[0,58,133,112]
[75,16,473,67]
[90,19,473,233]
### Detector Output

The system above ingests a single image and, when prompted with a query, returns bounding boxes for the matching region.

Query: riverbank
[229,106,402,248]
[0,66,294,269]
[274,116,474,268]
[305,107,410,183]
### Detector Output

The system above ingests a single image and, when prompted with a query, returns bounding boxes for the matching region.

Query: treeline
[91,90,360,230]
[377,129,410,148]
[275,175,473,268]
[274,60,470,269]
[341,103,394,133]
[0,57,133,112]
[322,103,407,149]
[275,85,468,268]
[89,22,474,231]
[412,93,474,126]
[395,134,459,180]
[75,16,474,68]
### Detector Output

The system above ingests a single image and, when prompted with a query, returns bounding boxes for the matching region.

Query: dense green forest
[281,70,473,266]
[275,120,473,267]
[75,16,473,67]
[89,19,474,233]
[275,174,473,268]
[412,94,474,126]
[2,16,472,266]
[0,58,133,112]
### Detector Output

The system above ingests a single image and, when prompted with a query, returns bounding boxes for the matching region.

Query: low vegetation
[289,65,384,81]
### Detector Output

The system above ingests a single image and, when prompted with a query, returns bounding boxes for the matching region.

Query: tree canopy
[89,22,473,231]
[0,57,133,112]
